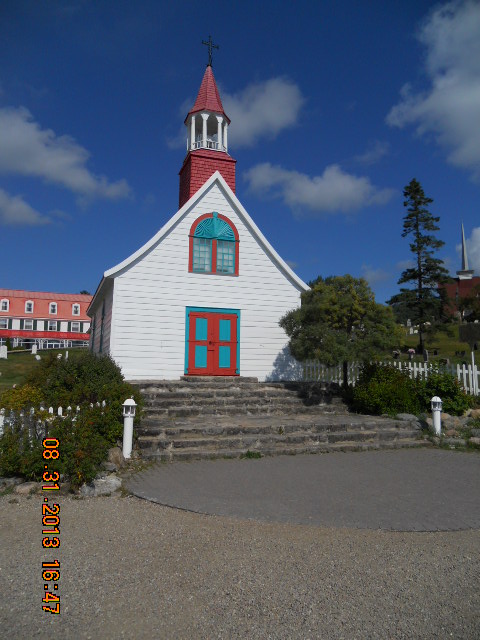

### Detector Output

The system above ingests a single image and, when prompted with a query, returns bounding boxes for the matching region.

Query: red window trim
[188,212,239,276]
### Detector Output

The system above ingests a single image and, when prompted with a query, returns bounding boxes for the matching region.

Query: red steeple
[185,65,230,123]
[179,64,236,208]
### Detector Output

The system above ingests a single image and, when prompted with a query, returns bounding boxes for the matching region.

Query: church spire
[178,49,236,209]
[457,222,474,280]
[184,64,230,153]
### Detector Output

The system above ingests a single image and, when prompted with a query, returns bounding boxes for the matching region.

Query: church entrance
[185,307,239,375]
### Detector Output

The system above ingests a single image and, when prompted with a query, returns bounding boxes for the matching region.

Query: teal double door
[186,308,239,375]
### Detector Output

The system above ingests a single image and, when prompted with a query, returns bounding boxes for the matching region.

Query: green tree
[280,275,402,387]
[458,282,480,322]
[388,178,449,352]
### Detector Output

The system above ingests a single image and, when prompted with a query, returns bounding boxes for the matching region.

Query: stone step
[141,439,428,462]
[142,393,314,407]
[142,403,344,419]
[137,428,420,453]
[141,388,305,402]
[136,418,414,438]
[142,396,345,412]
[132,379,337,393]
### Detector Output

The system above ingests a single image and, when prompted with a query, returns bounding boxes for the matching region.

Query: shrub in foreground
[416,369,472,416]
[351,363,421,416]
[351,362,473,417]
[0,351,142,485]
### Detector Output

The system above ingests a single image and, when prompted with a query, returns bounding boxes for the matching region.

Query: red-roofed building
[440,224,480,319]
[0,289,92,349]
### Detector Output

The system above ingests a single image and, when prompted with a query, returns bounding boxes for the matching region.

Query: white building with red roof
[88,61,308,380]
[0,289,92,349]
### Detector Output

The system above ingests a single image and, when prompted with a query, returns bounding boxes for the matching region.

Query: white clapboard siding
[90,175,307,380]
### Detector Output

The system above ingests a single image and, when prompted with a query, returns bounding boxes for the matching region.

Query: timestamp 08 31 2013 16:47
[41,437,61,615]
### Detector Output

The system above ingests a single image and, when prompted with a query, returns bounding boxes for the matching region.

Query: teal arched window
[189,212,239,275]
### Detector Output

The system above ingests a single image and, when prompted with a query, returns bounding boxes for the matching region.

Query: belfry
[179,59,236,207]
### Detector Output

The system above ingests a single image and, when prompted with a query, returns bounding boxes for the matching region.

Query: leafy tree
[79,290,91,295]
[280,275,402,387]
[458,282,480,322]
[388,179,449,352]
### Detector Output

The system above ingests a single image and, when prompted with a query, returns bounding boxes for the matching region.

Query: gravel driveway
[1,490,479,639]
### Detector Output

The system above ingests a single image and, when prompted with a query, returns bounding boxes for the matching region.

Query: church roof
[185,65,230,123]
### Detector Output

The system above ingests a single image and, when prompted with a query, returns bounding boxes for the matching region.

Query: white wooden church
[88,61,309,381]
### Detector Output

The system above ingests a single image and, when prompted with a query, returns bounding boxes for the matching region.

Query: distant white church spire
[457,222,474,280]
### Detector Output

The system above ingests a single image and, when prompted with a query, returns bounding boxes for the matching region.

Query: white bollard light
[122,397,137,459]
[431,396,442,436]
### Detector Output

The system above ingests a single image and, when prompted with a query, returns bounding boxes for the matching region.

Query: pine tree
[388,178,449,352]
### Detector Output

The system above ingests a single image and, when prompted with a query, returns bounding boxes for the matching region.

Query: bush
[0,384,44,411]
[351,362,474,417]
[49,411,109,488]
[23,350,143,442]
[0,351,143,484]
[0,412,44,479]
[0,410,109,487]
[417,369,473,416]
[25,351,132,406]
[351,363,422,416]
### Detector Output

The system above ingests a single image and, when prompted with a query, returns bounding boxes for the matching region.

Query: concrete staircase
[130,377,425,461]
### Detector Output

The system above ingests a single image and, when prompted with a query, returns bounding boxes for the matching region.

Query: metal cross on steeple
[202,35,219,66]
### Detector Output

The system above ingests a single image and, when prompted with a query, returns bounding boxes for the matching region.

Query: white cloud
[223,78,304,147]
[244,162,395,214]
[0,188,50,226]
[361,264,390,286]
[387,0,480,180]
[168,77,305,150]
[462,226,480,272]
[396,259,416,271]
[0,107,131,199]
[354,140,390,166]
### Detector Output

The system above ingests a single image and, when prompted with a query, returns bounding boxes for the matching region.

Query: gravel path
[1,492,479,639]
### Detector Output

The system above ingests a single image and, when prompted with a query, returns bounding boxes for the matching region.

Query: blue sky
[1,0,479,304]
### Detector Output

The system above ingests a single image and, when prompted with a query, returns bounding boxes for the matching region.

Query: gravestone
[31,345,37,355]
[0,345,7,359]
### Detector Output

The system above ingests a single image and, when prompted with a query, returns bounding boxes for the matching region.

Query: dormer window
[188,212,239,276]
[25,301,34,313]
[72,304,80,316]
[0,299,8,312]
[49,303,57,315]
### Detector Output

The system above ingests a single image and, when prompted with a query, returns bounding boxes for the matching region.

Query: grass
[386,324,474,367]
[0,348,85,394]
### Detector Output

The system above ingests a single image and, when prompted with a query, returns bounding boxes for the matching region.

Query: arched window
[188,212,239,275]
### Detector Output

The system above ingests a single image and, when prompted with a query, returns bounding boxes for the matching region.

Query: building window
[0,318,7,329]
[188,212,239,275]
[216,240,235,274]
[48,320,57,331]
[71,321,80,332]
[72,304,80,316]
[1,299,9,312]
[192,237,212,272]
[24,319,34,331]
[25,301,34,313]
[49,303,57,315]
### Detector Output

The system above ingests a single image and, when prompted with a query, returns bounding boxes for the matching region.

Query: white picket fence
[0,401,106,438]
[302,360,480,395]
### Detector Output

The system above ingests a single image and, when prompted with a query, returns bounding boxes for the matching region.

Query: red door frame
[186,310,238,376]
